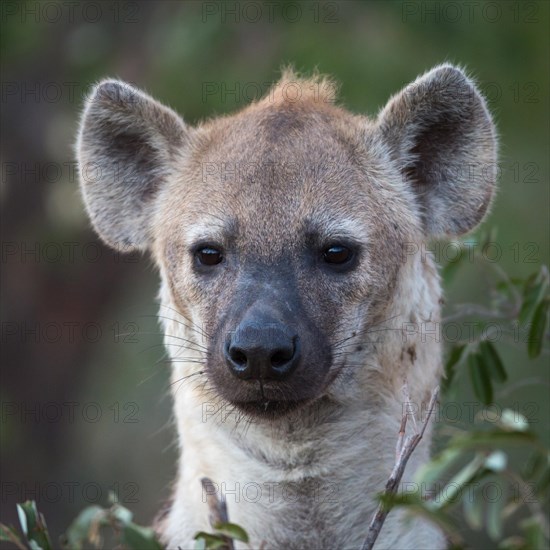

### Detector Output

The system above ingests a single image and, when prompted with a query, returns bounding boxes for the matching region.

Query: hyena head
[77,65,496,419]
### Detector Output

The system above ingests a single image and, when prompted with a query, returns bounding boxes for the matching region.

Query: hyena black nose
[225,321,300,381]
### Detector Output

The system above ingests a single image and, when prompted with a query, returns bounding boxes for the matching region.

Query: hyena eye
[195,246,224,266]
[323,245,353,265]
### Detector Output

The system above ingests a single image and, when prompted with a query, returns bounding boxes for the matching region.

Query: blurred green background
[1,1,548,548]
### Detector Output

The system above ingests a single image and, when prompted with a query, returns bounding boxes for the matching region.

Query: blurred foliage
[194,522,249,550]
[0,496,163,550]
[381,419,549,550]
[441,234,549,404]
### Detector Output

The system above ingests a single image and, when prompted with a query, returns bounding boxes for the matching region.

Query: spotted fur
[77,65,497,549]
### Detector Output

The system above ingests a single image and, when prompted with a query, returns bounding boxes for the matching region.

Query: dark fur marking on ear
[78,79,188,250]
[377,64,497,238]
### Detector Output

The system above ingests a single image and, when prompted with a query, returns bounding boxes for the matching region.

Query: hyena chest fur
[161,387,442,549]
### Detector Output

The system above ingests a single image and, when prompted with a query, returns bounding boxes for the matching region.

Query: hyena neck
[159,255,443,547]
[164,366,439,548]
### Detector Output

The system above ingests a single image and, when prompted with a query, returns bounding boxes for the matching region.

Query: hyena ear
[77,80,188,250]
[377,64,497,238]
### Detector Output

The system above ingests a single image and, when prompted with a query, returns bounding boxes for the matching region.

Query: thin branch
[442,304,505,323]
[0,524,27,550]
[361,386,440,550]
[401,382,418,434]
[200,477,234,550]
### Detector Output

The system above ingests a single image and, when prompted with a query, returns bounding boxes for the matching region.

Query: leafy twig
[361,386,440,550]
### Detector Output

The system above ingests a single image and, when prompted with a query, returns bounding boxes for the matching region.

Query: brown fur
[77,65,497,549]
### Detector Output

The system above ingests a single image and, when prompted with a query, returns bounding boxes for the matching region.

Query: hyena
[77,64,497,549]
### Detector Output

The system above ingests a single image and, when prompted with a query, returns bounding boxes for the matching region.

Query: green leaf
[214,522,249,543]
[479,341,507,382]
[535,462,550,496]
[519,267,549,325]
[64,505,105,550]
[495,277,523,303]
[447,430,537,452]
[379,492,463,546]
[378,491,422,508]
[527,298,549,358]
[431,454,486,510]
[415,447,463,487]
[521,517,546,550]
[16,505,28,536]
[462,485,483,530]
[443,345,467,392]
[486,481,505,540]
[0,523,25,546]
[16,501,52,550]
[498,536,528,549]
[522,451,545,479]
[122,523,164,550]
[0,524,15,542]
[110,504,133,525]
[468,352,493,405]
[193,532,227,549]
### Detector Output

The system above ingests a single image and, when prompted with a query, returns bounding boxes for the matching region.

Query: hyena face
[152,93,418,417]
[77,66,496,419]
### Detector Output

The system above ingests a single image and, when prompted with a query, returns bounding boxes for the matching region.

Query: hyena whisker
[332,325,404,349]
[331,341,379,354]
[157,303,212,338]
[332,337,395,353]
[137,365,179,388]
[137,330,209,350]
[196,379,220,403]
[331,312,404,337]
[140,342,207,357]
[169,371,206,388]
[165,357,207,365]
[143,309,204,330]
[157,316,208,340]
[150,350,200,369]
[125,330,209,352]
[331,315,404,345]
[142,313,209,340]
[335,361,381,371]
[172,372,211,396]
[162,336,208,352]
